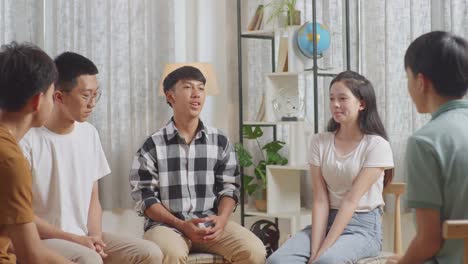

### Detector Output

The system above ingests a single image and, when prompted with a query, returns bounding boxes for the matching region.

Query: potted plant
[265,0,301,27]
[235,125,288,211]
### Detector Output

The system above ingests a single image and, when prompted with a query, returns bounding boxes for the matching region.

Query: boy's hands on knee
[94,243,108,259]
[181,215,228,243]
[202,215,228,241]
[71,234,107,257]
[181,218,213,243]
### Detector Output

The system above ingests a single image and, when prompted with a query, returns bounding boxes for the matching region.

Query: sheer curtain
[0,0,43,44]
[1,0,239,209]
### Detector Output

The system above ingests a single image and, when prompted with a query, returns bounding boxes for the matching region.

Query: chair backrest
[382,182,406,255]
[443,220,468,264]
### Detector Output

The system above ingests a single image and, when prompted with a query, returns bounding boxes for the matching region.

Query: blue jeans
[267,208,382,264]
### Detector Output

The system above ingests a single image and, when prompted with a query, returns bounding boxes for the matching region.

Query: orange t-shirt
[0,126,34,264]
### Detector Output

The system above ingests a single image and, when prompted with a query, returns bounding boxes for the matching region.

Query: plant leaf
[255,161,267,187]
[266,152,289,165]
[262,140,286,153]
[246,183,258,196]
[280,156,288,165]
[243,175,258,196]
[234,143,253,167]
[243,125,263,139]
[264,0,297,25]
[243,175,254,186]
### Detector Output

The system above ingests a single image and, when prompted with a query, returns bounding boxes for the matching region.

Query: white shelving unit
[245,165,311,235]
[241,29,275,38]
[264,73,299,122]
[266,165,307,214]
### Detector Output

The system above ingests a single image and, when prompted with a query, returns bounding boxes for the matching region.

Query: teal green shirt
[406,99,468,264]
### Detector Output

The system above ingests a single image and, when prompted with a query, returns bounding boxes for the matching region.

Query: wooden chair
[357,182,406,264]
[443,220,468,264]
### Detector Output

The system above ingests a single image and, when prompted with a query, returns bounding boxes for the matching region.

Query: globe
[296,22,331,58]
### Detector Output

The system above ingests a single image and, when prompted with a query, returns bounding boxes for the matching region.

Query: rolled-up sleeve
[129,137,161,216]
[215,138,240,205]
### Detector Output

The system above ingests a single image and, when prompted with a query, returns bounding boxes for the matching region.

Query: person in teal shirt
[388,31,468,264]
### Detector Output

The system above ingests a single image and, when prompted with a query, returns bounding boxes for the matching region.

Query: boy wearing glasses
[20,52,162,264]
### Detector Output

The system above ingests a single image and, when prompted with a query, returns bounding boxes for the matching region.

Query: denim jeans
[267,208,383,264]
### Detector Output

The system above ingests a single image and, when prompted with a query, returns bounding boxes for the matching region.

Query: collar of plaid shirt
[166,117,208,142]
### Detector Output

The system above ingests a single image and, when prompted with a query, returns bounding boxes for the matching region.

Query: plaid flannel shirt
[129,118,240,232]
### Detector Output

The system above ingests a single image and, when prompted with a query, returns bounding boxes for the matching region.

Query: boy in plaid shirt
[130,65,265,264]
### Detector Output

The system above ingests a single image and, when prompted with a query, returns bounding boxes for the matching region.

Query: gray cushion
[187,253,230,264]
[356,251,395,264]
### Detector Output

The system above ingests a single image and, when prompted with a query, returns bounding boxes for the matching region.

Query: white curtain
[241,0,468,207]
[0,0,239,209]
[0,0,43,44]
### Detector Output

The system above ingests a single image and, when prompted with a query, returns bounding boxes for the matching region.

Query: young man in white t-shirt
[20,52,162,264]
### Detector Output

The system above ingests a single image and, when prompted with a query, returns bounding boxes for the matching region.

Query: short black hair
[404,31,468,97]
[0,42,57,112]
[54,52,98,92]
[163,66,206,93]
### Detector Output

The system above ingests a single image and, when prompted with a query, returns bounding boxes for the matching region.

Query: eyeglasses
[81,89,102,104]
[60,89,102,104]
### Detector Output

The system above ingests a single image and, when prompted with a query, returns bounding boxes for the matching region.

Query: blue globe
[296,22,331,58]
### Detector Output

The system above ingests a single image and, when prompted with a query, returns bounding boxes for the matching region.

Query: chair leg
[394,194,402,255]
[464,238,468,264]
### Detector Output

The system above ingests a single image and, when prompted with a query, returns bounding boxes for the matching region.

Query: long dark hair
[327,71,393,186]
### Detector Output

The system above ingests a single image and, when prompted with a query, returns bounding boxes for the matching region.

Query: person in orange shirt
[0,42,71,264]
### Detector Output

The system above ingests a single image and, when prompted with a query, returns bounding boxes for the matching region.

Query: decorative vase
[275,13,288,29]
[287,9,301,26]
[255,189,267,212]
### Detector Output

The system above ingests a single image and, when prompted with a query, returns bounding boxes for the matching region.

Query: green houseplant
[265,0,300,26]
[235,125,288,211]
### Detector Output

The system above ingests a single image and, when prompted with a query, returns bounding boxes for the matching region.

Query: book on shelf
[255,93,266,122]
[276,37,289,72]
[247,5,264,31]
[254,7,264,30]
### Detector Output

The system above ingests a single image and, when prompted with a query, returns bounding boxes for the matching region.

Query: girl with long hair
[267,71,394,264]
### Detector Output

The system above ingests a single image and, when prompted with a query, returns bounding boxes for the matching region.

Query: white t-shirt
[308,132,394,211]
[20,122,110,236]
